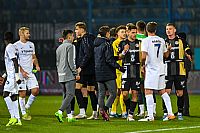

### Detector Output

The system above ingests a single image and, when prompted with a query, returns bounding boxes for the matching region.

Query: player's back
[4,43,16,75]
[141,36,167,75]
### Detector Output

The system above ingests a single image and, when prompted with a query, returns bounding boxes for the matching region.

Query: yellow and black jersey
[112,38,122,74]
[165,36,191,76]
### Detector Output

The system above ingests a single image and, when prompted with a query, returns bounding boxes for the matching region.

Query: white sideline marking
[125,126,200,133]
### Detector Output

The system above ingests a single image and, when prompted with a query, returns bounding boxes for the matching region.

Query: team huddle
[0,20,192,125]
[55,21,192,122]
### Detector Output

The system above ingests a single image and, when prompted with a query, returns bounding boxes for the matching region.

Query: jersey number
[154,44,161,58]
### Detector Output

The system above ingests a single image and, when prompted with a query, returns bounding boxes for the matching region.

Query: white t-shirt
[4,43,17,76]
[14,40,35,74]
[141,36,167,75]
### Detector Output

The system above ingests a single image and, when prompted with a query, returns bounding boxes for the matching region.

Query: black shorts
[165,75,186,90]
[76,75,96,87]
[122,78,140,91]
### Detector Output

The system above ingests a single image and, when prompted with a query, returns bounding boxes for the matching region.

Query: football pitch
[0,95,200,133]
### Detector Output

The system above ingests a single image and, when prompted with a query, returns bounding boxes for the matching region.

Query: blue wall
[194,48,200,70]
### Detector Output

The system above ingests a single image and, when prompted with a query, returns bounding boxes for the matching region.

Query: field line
[125,126,200,133]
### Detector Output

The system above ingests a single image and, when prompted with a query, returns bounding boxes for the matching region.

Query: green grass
[0,95,200,133]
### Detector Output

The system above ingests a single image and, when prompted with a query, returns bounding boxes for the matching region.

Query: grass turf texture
[0,95,200,133]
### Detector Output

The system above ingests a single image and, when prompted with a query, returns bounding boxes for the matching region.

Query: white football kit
[4,43,18,94]
[141,36,167,90]
[14,40,39,90]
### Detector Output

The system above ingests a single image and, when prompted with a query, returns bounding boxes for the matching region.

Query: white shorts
[18,73,39,91]
[144,71,165,90]
[4,77,18,95]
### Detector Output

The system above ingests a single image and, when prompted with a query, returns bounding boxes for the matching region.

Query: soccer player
[55,29,77,123]
[94,26,125,121]
[163,23,192,120]
[3,31,22,126]
[118,24,141,121]
[177,32,191,116]
[110,25,127,118]
[139,22,175,121]
[75,22,98,119]
[136,20,157,117]
[15,27,40,120]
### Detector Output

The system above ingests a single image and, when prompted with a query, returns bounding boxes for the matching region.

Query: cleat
[168,115,176,120]
[138,117,154,122]
[136,113,144,117]
[178,114,184,121]
[163,114,175,121]
[162,114,168,121]
[75,114,87,119]
[6,118,17,126]
[67,117,77,122]
[122,113,128,119]
[15,120,22,126]
[100,110,109,121]
[87,114,99,120]
[127,115,135,121]
[55,112,64,123]
[109,113,119,118]
[22,113,32,121]
[26,108,31,117]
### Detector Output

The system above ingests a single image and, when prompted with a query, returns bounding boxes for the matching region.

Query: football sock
[19,97,26,115]
[25,94,36,109]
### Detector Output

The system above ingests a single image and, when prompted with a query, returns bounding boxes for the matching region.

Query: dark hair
[4,31,13,42]
[166,23,176,28]
[62,29,73,39]
[116,25,126,33]
[110,27,116,37]
[146,22,157,33]
[126,23,137,31]
[75,22,87,31]
[99,26,110,37]
[136,20,146,31]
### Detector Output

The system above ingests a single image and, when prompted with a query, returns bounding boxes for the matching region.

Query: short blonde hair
[19,26,29,33]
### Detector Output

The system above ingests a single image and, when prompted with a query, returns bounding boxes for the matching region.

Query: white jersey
[141,36,167,75]
[4,43,17,77]
[14,40,35,74]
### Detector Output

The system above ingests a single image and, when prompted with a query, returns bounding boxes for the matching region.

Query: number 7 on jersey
[154,44,161,57]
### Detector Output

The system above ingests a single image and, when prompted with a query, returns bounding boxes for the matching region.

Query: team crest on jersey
[135,44,139,47]
[181,81,185,85]
[6,81,9,84]
[136,81,140,86]
[175,41,179,45]
[29,45,32,49]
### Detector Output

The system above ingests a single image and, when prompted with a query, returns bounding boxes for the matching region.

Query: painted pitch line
[125,126,200,133]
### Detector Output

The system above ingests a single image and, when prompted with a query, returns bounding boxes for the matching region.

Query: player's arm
[182,39,192,61]
[68,45,77,76]
[164,45,172,58]
[0,72,6,85]
[141,51,147,78]
[33,54,40,71]
[11,58,21,84]
[78,37,92,73]
[105,43,125,72]
[119,42,129,59]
